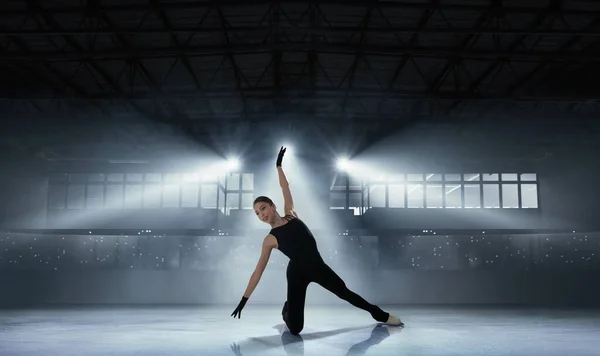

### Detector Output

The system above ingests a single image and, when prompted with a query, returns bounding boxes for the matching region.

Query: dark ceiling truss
[0,0,597,17]
[0,23,109,118]
[447,0,566,114]
[1,0,599,126]
[4,24,600,37]
[2,43,599,61]
[6,86,598,102]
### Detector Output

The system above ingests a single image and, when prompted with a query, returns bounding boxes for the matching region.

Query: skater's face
[254,202,277,224]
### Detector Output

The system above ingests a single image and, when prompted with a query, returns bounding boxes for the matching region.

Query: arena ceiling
[1,0,599,161]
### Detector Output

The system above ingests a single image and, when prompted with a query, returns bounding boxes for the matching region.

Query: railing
[1,230,597,271]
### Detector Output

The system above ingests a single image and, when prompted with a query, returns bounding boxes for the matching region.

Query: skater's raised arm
[276,147,295,216]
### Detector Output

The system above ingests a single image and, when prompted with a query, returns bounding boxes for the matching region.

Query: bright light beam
[226,158,240,172]
[336,157,350,171]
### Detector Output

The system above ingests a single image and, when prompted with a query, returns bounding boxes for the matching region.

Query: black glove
[231,296,248,319]
[276,146,286,167]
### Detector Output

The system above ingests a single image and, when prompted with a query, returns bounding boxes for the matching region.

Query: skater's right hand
[231,296,248,319]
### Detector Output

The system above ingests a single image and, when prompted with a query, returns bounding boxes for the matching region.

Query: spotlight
[336,157,350,171]
[226,158,240,171]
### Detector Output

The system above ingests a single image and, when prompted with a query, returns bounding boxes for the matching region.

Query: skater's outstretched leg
[313,263,403,326]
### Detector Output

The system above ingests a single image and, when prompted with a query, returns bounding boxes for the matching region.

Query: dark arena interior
[1,1,600,355]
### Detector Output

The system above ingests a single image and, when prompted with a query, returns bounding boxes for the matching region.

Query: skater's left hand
[276,146,286,167]
[231,296,248,319]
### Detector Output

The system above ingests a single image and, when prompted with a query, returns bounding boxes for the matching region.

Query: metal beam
[383,0,437,92]
[388,0,441,117]
[448,1,565,112]
[505,17,600,96]
[308,4,317,96]
[0,30,108,116]
[426,3,495,95]
[152,1,222,130]
[5,88,597,102]
[154,5,203,89]
[93,5,185,121]
[338,5,374,115]
[4,26,600,37]
[2,43,596,62]
[8,106,599,125]
[26,0,154,121]
[271,2,283,115]
[0,1,594,17]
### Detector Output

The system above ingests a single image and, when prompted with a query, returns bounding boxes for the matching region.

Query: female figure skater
[231,147,403,334]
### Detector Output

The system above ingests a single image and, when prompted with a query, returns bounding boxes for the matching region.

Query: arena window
[47,172,255,214]
[333,173,539,213]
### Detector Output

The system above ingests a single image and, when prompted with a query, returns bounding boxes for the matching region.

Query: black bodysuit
[269,215,323,263]
[269,215,389,335]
